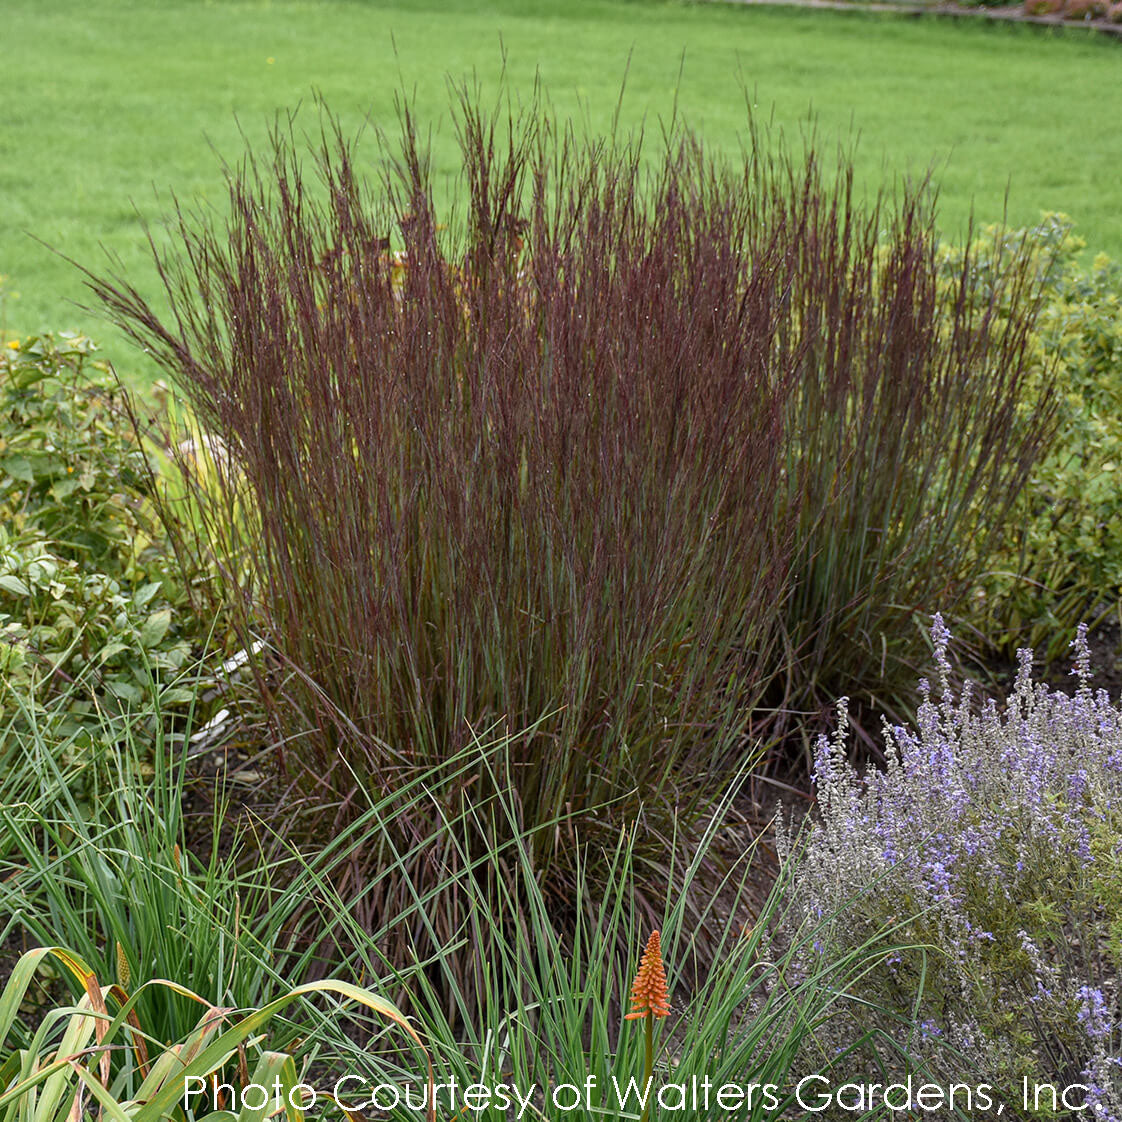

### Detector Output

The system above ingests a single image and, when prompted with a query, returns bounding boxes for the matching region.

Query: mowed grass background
[1,0,1119,387]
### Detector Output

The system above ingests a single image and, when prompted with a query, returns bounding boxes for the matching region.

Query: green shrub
[0,334,198,743]
[942,215,1122,663]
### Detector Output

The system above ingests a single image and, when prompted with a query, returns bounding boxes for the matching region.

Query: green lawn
[2,0,1119,383]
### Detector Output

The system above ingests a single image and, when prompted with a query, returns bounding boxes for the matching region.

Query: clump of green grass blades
[284,781,934,1122]
[0,729,933,1122]
[0,693,291,1053]
[82,87,1054,991]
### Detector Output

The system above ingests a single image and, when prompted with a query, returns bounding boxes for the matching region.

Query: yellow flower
[4,340,18,351]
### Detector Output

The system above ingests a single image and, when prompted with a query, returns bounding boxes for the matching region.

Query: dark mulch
[984,615,1122,697]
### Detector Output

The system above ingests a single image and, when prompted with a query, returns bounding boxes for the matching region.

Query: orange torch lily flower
[625,929,671,1020]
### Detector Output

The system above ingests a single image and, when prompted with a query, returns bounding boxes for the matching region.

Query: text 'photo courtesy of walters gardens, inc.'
[183,1073,1105,1117]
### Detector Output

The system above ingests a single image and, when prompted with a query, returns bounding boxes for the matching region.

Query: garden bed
[714,0,1122,36]
[3,84,1121,1122]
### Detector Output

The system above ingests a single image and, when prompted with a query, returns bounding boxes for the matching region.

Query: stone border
[709,0,1122,38]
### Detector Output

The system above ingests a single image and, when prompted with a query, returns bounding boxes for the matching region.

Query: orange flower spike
[625,930,671,1020]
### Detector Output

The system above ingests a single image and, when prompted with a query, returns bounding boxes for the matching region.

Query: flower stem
[639,1012,654,1122]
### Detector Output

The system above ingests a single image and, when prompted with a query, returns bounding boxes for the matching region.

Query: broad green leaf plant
[0,334,200,743]
[0,947,434,1122]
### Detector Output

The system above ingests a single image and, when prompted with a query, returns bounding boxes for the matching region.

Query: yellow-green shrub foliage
[0,334,195,744]
[943,215,1122,660]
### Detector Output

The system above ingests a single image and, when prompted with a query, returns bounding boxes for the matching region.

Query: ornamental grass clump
[82,89,1054,980]
[783,617,1122,1119]
[83,96,799,963]
[760,165,1055,747]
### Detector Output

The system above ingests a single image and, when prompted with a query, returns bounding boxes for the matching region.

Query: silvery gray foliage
[781,616,1122,1119]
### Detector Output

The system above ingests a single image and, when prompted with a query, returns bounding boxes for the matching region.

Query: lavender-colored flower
[1078,987,1113,1040]
[782,618,1122,1109]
